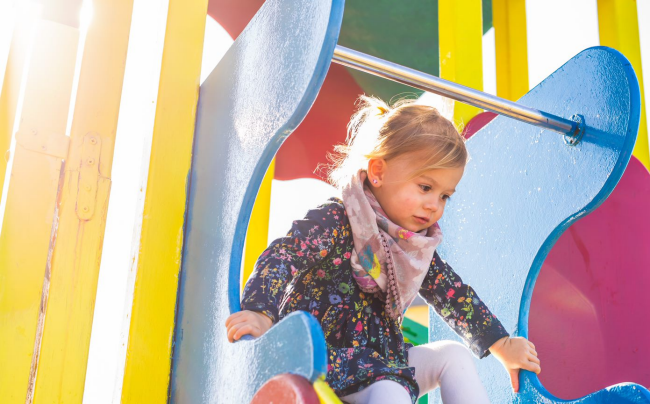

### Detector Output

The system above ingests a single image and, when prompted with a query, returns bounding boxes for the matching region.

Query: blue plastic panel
[429,47,650,403]
[170,1,344,402]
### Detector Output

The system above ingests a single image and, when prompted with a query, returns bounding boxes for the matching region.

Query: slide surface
[430,47,649,403]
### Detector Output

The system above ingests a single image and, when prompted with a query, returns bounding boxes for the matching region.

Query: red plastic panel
[251,374,320,404]
[274,63,362,181]
[208,0,364,182]
[462,111,496,139]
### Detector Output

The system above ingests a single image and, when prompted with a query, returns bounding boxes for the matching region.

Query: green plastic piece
[402,316,429,403]
[401,316,428,347]
[338,0,439,101]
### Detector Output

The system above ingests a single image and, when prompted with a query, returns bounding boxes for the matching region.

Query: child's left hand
[489,336,541,393]
[225,310,273,342]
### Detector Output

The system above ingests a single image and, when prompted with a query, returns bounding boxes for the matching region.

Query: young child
[226,96,541,403]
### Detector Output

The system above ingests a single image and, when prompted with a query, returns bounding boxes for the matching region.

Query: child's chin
[404,224,426,232]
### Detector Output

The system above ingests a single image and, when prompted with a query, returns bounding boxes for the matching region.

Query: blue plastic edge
[516,46,643,402]
[237,310,328,381]
[223,0,345,379]
[228,0,345,315]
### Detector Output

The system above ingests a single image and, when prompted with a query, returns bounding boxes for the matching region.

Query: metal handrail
[332,45,584,140]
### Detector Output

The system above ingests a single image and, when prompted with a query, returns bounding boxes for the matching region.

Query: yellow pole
[597,0,648,168]
[493,0,529,101]
[120,0,207,401]
[243,158,275,289]
[314,378,343,404]
[0,4,80,403]
[30,0,134,401]
[439,0,484,129]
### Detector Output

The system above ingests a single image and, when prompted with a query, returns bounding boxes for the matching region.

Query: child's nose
[425,198,439,211]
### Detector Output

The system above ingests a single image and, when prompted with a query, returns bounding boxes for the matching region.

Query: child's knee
[435,341,478,377]
[409,340,474,369]
[440,341,474,365]
[440,340,472,357]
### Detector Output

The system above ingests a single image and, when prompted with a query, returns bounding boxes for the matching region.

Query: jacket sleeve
[241,199,347,323]
[419,251,509,358]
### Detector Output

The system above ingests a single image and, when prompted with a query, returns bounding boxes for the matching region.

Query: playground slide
[430,46,650,403]
[170,0,650,401]
[464,110,650,401]
[531,155,650,399]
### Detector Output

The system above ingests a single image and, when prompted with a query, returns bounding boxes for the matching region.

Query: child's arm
[419,251,540,392]
[419,251,509,358]
[225,199,347,341]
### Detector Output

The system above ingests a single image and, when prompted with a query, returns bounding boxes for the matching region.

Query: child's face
[367,155,464,232]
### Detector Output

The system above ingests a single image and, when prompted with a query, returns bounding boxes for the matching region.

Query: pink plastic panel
[530,155,650,399]
[459,110,650,401]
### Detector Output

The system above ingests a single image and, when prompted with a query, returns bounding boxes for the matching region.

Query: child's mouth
[414,216,429,224]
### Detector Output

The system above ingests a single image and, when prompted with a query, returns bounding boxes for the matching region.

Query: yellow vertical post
[597,0,648,168]
[120,0,207,401]
[0,6,34,190]
[243,159,275,289]
[439,0,484,129]
[493,0,529,101]
[30,0,134,401]
[0,5,79,403]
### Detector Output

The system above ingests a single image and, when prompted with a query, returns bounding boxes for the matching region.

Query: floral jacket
[241,198,508,402]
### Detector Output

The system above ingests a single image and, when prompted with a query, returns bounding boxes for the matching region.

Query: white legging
[341,341,490,404]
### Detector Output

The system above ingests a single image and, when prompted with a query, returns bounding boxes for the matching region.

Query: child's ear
[367,158,386,187]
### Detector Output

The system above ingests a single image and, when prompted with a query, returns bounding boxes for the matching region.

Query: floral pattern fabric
[241,198,508,402]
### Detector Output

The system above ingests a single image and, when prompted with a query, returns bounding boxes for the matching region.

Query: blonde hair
[327,95,468,188]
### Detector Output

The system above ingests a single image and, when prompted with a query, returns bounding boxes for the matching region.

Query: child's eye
[442,194,451,201]
[419,184,432,192]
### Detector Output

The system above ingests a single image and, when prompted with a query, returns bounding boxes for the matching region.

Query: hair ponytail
[326,95,468,189]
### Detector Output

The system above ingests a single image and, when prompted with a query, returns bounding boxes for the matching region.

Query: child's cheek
[401,194,418,210]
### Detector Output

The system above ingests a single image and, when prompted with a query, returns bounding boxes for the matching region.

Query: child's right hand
[489,336,541,393]
[225,310,273,342]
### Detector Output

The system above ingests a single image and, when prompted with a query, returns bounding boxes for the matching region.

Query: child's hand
[489,336,541,393]
[225,310,273,342]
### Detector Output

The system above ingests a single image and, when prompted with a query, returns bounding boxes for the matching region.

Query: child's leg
[341,380,412,404]
[408,340,490,403]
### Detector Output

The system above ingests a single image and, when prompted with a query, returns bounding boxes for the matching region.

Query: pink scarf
[341,170,443,320]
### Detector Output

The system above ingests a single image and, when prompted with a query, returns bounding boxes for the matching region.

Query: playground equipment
[1,0,649,403]
[429,45,648,403]
[172,0,650,402]
[332,45,583,138]
[530,153,650,399]
[170,1,343,401]
[464,111,650,400]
